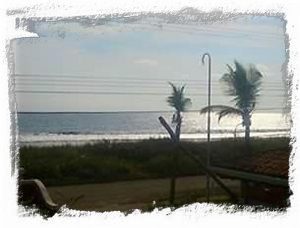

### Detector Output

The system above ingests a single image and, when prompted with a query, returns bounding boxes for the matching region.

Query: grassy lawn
[47,175,241,212]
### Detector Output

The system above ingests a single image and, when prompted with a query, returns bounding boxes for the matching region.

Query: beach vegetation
[201,61,263,148]
[19,137,289,187]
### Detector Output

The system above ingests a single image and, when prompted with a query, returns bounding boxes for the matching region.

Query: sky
[12,15,288,112]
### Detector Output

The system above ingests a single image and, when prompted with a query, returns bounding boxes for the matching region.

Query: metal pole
[202,53,211,202]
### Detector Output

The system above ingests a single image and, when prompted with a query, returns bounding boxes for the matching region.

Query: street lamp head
[201,52,211,65]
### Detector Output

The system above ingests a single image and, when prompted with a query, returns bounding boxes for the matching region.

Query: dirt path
[48,175,240,212]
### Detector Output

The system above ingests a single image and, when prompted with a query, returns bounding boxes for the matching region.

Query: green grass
[19,137,290,186]
[47,175,240,212]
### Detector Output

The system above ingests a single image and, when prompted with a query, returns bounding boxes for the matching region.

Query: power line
[14,89,288,98]
[124,22,283,41]
[14,83,286,92]
[13,72,287,81]
[15,86,287,97]
[14,76,227,84]
[12,90,223,96]
[13,73,220,82]
[15,81,286,90]
[14,82,285,91]
[13,73,185,81]
[130,21,283,37]
[15,74,283,86]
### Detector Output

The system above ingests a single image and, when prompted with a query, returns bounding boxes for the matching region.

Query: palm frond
[168,82,178,96]
[217,107,243,122]
[180,84,186,94]
[200,105,243,122]
[167,82,192,112]
[248,64,263,86]
[247,64,263,102]
[200,105,241,114]
[181,98,192,111]
[220,61,263,112]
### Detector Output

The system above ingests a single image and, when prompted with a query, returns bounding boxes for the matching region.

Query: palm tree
[167,82,192,141]
[158,82,191,205]
[200,61,263,147]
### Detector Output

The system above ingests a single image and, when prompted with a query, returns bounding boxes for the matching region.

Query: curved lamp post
[201,53,211,202]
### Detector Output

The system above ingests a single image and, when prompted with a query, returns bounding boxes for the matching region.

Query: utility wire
[15,87,287,97]
[15,80,283,90]
[120,22,283,41]
[128,21,283,38]
[14,89,288,98]
[12,73,286,84]
[13,79,286,89]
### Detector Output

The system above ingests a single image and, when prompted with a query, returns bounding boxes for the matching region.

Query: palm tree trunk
[169,174,176,205]
[157,115,179,206]
[244,114,251,151]
[170,112,181,205]
[245,124,250,146]
[170,142,180,205]
[175,111,181,141]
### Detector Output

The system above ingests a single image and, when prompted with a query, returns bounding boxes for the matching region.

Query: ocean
[16,111,291,146]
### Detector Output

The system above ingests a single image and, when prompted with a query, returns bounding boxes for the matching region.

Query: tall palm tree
[200,61,263,146]
[167,82,192,141]
[159,82,191,205]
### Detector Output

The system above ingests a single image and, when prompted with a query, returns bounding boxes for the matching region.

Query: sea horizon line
[16,109,287,114]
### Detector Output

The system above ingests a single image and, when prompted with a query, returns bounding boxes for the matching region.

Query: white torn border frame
[0,0,299,228]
